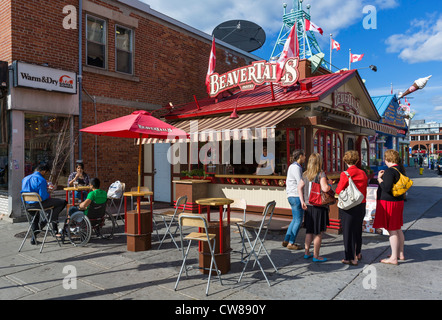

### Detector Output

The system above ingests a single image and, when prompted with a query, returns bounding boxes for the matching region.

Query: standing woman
[298,153,332,262]
[336,151,368,266]
[373,149,406,265]
[283,149,306,250]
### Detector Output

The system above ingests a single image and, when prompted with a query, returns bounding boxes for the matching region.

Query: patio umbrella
[80,110,189,192]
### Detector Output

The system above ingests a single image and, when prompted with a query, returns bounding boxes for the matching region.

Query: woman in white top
[283,149,306,250]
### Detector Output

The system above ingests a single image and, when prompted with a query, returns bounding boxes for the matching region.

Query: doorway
[153,143,171,203]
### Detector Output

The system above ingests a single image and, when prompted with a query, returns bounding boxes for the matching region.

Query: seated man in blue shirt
[21,163,67,245]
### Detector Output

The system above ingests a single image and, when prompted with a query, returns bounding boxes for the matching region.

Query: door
[153,143,171,202]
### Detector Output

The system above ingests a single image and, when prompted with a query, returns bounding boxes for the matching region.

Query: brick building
[0,0,259,221]
[409,119,442,161]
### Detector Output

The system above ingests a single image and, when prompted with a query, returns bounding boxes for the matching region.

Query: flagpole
[330,34,332,71]
[349,48,351,70]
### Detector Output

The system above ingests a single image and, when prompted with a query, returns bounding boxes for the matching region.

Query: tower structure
[270,0,323,61]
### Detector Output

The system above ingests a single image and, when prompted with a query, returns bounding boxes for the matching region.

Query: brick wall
[0,0,255,191]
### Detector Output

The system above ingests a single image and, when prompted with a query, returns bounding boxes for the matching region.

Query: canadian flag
[350,53,364,63]
[332,38,340,51]
[305,18,323,35]
[275,24,299,83]
[205,36,216,93]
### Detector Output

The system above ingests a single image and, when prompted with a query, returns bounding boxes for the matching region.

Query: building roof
[371,94,407,129]
[165,69,360,120]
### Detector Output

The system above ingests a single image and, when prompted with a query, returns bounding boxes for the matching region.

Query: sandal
[342,259,358,266]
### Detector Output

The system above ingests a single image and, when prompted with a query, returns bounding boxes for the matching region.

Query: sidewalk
[0,166,441,300]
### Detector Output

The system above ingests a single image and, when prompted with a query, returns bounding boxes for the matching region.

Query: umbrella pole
[138,133,142,193]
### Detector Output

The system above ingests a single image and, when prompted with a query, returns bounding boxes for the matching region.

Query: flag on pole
[305,18,323,35]
[331,38,340,51]
[350,53,364,63]
[205,36,216,93]
[275,24,299,82]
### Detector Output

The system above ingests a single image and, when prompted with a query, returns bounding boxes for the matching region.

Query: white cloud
[141,0,397,42]
[433,106,442,111]
[385,15,442,63]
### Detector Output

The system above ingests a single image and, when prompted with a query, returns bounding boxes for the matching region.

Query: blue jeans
[284,197,304,244]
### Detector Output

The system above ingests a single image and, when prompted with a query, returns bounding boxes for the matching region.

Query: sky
[140,0,442,123]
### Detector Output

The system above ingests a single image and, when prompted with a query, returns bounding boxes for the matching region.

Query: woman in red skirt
[373,149,406,265]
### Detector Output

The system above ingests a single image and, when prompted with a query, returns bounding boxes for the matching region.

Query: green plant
[180,169,211,178]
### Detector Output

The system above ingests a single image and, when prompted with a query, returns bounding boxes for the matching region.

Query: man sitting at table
[67,177,107,217]
[21,163,67,245]
[61,178,107,236]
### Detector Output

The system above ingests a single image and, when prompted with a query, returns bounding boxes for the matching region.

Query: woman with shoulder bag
[336,151,368,266]
[373,149,406,265]
[298,153,332,262]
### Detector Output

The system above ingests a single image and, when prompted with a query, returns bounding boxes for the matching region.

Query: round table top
[123,191,153,197]
[195,197,234,206]
[64,186,91,191]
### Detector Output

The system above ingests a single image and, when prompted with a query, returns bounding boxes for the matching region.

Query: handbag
[337,171,364,210]
[308,174,336,206]
[391,167,413,197]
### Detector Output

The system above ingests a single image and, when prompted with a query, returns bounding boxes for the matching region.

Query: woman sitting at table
[68,161,90,200]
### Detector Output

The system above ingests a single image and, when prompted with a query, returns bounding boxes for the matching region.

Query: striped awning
[351,115,397,135]
[140,108,301,144]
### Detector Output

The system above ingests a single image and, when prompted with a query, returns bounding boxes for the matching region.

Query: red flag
[275,24,299,82]
[206,36,216,93]
[305,18,323,35]
[331,38,340,51]
[350,53,364,63]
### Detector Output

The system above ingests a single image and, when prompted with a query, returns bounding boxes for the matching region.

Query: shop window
[87,16,106,69]
[314,130,342,173]
[24,114,71,187]
[286,128,301,172]
[360,137,369,167]
[116,25,133,74]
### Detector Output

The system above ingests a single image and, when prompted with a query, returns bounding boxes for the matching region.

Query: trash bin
[420,167,424,175]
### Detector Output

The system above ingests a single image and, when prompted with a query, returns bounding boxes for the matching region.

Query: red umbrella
[80,110,189,191]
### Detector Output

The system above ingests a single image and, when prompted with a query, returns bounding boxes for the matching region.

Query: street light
[356,65,377,72]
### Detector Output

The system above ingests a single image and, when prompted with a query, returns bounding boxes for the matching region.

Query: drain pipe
[82,87,97,177]
[78,0,83,160]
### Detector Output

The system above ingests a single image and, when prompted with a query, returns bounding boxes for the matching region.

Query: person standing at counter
[335,150,368,266]
[255,146,276,175]
[283,149,306,250]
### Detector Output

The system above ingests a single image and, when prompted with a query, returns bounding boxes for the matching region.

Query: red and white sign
[207,58,299,97]
[13,61,77,94]
[305,18,323,35]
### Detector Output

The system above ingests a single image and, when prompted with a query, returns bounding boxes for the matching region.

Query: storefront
[3,61,78,221]
[145,59,397,232]
[371,94,409,170]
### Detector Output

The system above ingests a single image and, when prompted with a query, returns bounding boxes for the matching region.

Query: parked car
[437,159,442,175]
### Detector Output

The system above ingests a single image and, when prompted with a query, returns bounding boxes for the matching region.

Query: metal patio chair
[237,200,277,286]
[222,198,248,261]
[107,182,125,224]
[19,192,61,253]
[174,213,223,296]
[154,195,187,250]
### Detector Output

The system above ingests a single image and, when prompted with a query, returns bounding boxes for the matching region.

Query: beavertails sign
[207,58,299,97]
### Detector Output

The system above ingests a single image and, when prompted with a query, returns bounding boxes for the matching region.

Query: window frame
[314,129,343,174]
[115,24,134,75]
[86,15,107,69]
